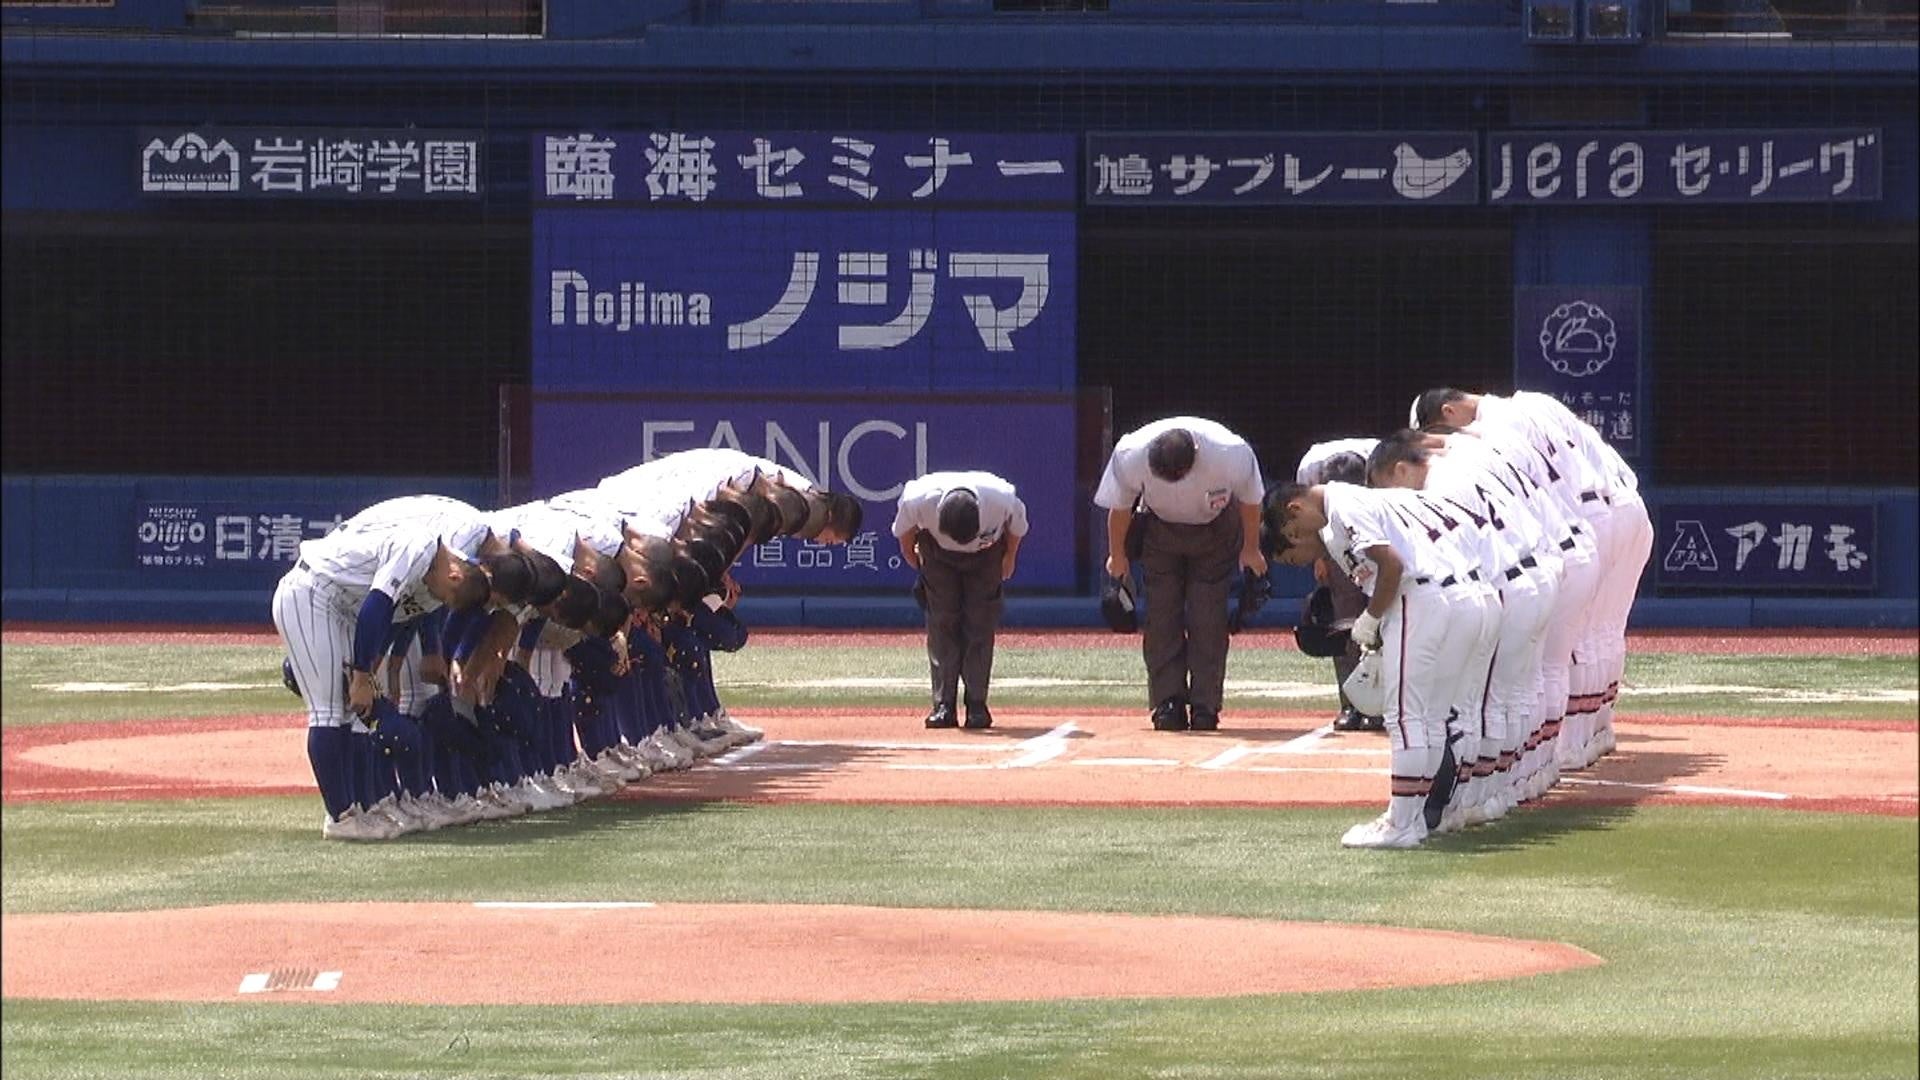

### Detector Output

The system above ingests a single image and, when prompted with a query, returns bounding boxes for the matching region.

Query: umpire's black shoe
[1150,698,1189,732]
[963,704,993,730]
[1188,706,1220,732]
[1361,714,1387,732]
[924,703,959,729]
[1333,706,1366,732]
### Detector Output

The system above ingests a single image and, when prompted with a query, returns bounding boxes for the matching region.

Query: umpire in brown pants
[1096,418,1267,732]
[893,471,1029,730]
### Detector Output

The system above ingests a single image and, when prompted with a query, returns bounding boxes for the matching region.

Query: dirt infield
[0,902,1603,1005]
[5,708,1915,815]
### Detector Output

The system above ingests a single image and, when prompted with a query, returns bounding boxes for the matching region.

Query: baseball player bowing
[1370,430,1563,826]
[1266,482,1499,850]
[1295,438,1381,732]
[1096,417,1267,733]
[272,495,502,842]
[892,471,1029,730]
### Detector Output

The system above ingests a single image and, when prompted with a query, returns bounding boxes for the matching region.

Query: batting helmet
[1292,586,1354,658]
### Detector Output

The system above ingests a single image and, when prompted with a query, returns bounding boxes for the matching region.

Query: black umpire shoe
[1361,713,1388,732]
[963,704,993,730]
[1332,706,1366,732]
[924,703,959,729]
[1188,705,1220,732]
[1150,698,1189,732]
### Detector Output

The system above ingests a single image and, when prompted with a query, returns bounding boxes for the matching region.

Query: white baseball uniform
[1319,482,1499,839]
[272,496,492,729]
[1296,438,1381,486]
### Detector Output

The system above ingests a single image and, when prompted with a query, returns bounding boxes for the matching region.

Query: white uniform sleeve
[1093,449,1145,511]
[1005,495,1030,538]
[1229,441,1265,506]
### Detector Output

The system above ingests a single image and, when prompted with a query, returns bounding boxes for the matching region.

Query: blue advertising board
[1488,129,1882,205]
[138,129,483,199]
[534,132,1074,207]
[134,502,346,573]
[1657,502,1877,592]
[533,209,1076,392]
[1084,132,1480,206]
[530,394,1080,590]
[1512,286,1641,456]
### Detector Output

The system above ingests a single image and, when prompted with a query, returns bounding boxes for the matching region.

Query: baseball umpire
[1095,417,1267,732]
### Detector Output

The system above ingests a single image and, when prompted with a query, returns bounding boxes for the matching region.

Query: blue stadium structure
[2,0,1914,626]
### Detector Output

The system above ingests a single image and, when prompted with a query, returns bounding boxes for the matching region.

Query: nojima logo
[548,270,714,332]
[142,133,241,193]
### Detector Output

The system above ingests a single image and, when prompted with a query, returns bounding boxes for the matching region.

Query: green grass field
[3,634,1916,1080]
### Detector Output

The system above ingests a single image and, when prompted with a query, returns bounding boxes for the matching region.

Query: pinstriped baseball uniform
[272,496,491,729]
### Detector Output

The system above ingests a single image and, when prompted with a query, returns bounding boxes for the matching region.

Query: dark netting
[2,41,1914,487]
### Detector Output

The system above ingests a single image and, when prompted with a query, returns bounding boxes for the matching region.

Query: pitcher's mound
[1,902,1601,1004]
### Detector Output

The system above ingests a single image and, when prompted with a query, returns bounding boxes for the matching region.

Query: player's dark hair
[482,552,538,607]
[524,551,569,608]
[578,550,626,596]
[721,490,781,546]
[1264,482,1311,530]
[1420,422,1462,437]
[1366,429,1432,485]
[682,535,732,589]
[449,560,493,614]
[621,535,678,614]
[1147,428,1198,483]
[937,489,982,545]
[1257,487,1294,560]
[668,551,711,609]
[1319,451,1369,487]
[1411,388,1469,429]
[547,575,600,630]
[768,484,810,537]
[588,587,633,638]
[822,491,863,538]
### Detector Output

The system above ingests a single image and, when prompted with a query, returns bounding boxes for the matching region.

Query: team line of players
[272,448,863,841]
[1261,387,1654,849]
[273,384,1651,849]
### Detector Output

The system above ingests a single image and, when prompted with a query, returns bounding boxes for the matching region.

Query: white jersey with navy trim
[489,502,588,572]
[294,495,490,621]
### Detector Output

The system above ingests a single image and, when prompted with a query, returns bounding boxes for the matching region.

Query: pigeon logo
[141,133,241,193]
[1390,143,1472,201]
[1537,300,1618,377]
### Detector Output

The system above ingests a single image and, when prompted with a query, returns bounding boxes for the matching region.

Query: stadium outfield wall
[2,0,1914,627]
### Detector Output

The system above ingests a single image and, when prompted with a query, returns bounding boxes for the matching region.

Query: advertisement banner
[532,209,1076,392]
[1084,132,1480,206]
[1487,129,1881,205]
[1512,285,1641,456]
[534,131,1074,207]
[530,394,1080,589]
[138,129,483,199]
[1656,502,1877,592]
[134,503,346,572]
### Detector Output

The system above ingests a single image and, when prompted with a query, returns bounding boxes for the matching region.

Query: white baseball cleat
[322,807,395,842]
[715,709,763,745]
[369,795,424,836]
[514,777,570,813]
[646,731,694,771]
[1341,812,1428,850]
[397,793,451,831]
[445,792,492,824]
